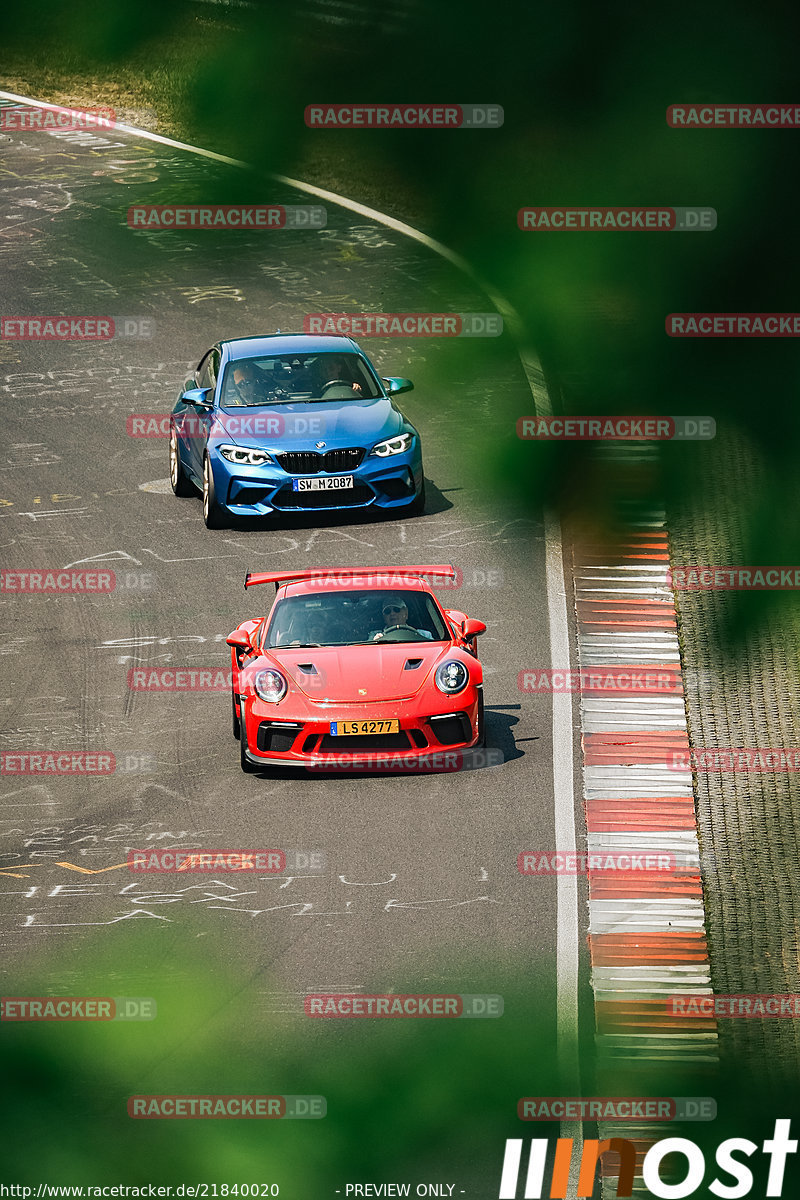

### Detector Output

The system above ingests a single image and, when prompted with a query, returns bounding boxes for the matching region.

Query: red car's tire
[240,714,257,773]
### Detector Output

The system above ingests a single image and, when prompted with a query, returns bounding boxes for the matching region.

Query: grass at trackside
[0,38,199,139]
[0,12,429,228]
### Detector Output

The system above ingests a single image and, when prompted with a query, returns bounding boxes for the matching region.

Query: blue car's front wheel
[169,427,194,497]
[203,455,227,529]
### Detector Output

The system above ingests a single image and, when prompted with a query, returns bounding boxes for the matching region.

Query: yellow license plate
[331,720,400,736]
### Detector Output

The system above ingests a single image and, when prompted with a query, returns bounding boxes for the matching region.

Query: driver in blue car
[231,361,273,405]
[370,595,433,641]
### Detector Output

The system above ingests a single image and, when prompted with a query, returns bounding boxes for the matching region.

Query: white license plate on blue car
[292,476,354,492]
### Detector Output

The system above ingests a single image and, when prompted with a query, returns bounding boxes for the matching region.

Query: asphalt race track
[0,110,589,1190]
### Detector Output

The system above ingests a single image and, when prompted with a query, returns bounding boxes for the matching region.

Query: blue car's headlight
[254,670,287,703]
[435,660,469,694]
[219,444,273,466]
[370,433,414,458]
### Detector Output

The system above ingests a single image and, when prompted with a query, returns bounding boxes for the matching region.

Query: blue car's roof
[220,334,361,359]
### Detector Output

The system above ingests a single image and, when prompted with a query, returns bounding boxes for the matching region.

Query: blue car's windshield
[221,352,382,407]
[264,590,449,647]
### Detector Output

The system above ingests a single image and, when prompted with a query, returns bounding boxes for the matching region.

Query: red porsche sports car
[227,565,487,773]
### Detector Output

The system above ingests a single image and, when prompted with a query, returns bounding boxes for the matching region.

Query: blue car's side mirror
[383,377,414,396]
[181,387,213,408]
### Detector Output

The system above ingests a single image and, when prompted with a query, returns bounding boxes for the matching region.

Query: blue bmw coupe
[169,334,425,528]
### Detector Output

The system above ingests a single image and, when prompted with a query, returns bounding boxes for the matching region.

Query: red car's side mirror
[462,618,487,640]
[226,629,251,650]
[227,617,263,650]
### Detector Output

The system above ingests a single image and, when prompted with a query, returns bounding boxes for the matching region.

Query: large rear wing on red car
[244,565,457,591]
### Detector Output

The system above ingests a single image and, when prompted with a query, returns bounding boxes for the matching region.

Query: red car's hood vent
[270,644,445,701]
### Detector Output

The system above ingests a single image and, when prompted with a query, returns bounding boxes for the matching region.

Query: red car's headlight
[254,669,287,703]
[435,660,469,694]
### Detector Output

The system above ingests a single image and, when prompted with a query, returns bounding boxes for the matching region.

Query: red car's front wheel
[240,714,256,773]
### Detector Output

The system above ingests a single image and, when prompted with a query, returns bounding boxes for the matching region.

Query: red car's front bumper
[238,691,482,771]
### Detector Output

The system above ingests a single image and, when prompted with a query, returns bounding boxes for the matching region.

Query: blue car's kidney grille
[275,448,365,474]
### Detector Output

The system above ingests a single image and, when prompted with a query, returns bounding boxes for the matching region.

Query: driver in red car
[371,595,433,640]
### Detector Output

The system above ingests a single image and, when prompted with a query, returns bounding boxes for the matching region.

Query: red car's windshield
[264,590,449,647]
